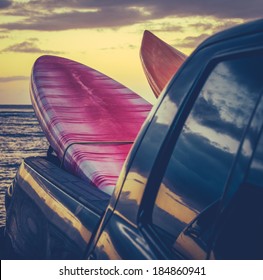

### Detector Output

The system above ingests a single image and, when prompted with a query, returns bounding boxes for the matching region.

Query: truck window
[151,54,263,254]
[211,128,263,259]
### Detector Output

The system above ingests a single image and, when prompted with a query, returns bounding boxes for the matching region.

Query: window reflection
[247,129,263,186]
[152,55,263,250]
[212,130,263,259]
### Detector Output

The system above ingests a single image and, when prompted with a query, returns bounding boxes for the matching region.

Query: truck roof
[197,18,263,50]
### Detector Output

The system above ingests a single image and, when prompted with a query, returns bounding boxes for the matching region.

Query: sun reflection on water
[0,105,48,226]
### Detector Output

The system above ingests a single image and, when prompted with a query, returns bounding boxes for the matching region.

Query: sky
[0,0,262,104]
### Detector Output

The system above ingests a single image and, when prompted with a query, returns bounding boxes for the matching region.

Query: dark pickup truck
[4,18,263,260]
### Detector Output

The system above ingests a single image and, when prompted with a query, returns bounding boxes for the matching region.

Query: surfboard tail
[140,30,187,98]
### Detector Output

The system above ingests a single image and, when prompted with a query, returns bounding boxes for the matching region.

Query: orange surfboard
[140,30,186,98]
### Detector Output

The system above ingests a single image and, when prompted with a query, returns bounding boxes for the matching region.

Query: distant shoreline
[0,104,32,109]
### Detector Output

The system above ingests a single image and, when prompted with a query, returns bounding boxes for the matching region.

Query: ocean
[0,105,48,227]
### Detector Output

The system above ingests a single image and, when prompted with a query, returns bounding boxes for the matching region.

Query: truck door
[142,51,263,259]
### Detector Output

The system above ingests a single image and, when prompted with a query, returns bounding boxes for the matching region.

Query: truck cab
[5,18,263,259]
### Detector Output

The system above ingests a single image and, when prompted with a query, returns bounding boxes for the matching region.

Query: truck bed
[5,156,111,259]
[24,157,110,213]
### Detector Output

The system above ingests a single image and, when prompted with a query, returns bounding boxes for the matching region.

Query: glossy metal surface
[30,55,152,194]
[92,214,157,260]
[6,158,107,259]
[140,30,186,98]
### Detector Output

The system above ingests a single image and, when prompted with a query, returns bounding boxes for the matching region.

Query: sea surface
[0,105,48,227]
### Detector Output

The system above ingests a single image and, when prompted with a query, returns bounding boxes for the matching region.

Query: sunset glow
[0,0,262,104]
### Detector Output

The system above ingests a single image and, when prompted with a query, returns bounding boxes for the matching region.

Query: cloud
[1,39,62,54]
[168,18,246,48]
[0,76,28,82]
[0,1,262,31]
[147,0,263,20]
[0,7,148,31]
[175,34,210,48]
[128,44,136,49]
[146,23,184,33]
[0,2,148,30]
[0,0,11,9]
[189,19,246,35]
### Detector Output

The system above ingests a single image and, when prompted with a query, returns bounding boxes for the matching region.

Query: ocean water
[0,105,48,227]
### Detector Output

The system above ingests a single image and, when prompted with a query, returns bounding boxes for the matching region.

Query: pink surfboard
[30,55,152,195]
[140,30,187,98]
